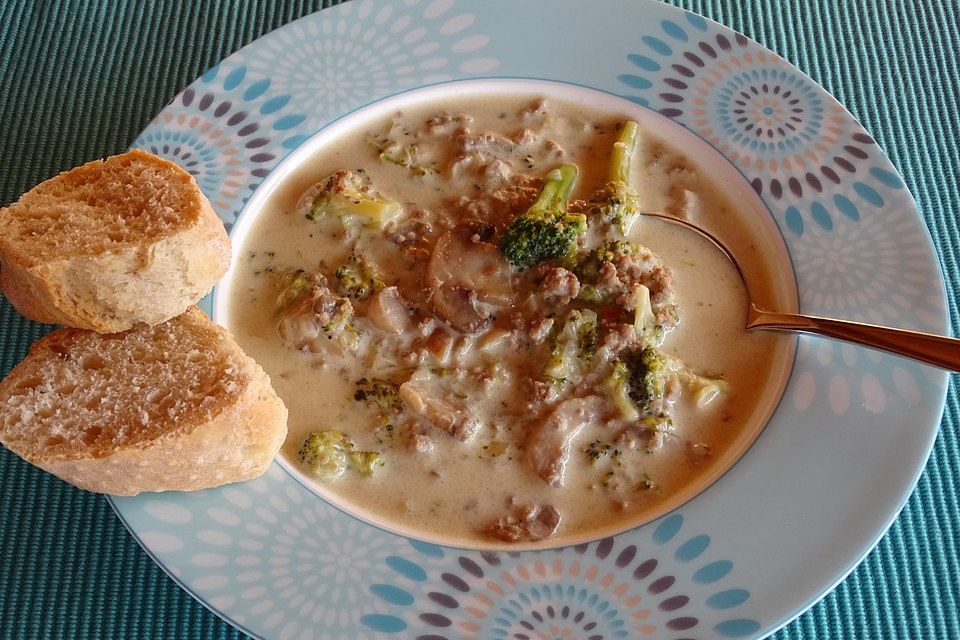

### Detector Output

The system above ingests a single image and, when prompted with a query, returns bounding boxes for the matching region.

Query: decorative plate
[111,1,949,638]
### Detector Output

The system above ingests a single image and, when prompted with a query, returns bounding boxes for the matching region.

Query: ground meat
[482,502,561,542]
[596,261,621,293]
[520,99,548,124]
[667,186,702,219]
[491,178,539,218]
[409,432,435,455]
[539,267,581,306]
[528,316,555,343]
[513,128,538,146]
[447,176,539,230]
[645,266,675,305]
[484,158,513,185]
[531,380,555,404]
[596,249,680,332]
[598,322,637,360]
[385,214,433,246]
[425,112,471,136]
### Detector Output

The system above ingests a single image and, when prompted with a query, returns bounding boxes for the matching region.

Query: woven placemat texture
[0,0,956,638]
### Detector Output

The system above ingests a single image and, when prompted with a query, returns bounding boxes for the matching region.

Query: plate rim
[109,1,952,638]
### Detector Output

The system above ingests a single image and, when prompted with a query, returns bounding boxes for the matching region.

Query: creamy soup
[225,91,793,548]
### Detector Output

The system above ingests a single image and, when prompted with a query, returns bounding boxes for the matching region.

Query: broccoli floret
[608,347,726,422]
[368,120,438,176]
[374,140,437,176]
[605,346,672,421]
[297,430,383,479]
[628,283,666,345]
[335,254,385,301]
[678,369,728,407]
[574,240,676,344]
[297,430,352,478]
[348,451,384,477]
[626,346,670,413]
[543,309,598,386]
[275,269,313,309]
[322,309,360,351]
[575,240,641,284]
[590,121,641,235]
[499,164,586,269]
[306,170,403,228]
[354,378,401,414]
[275,270,361,353]
[606,359,640,421]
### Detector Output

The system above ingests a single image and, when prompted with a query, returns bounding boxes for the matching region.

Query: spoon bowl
[643,212,960,371]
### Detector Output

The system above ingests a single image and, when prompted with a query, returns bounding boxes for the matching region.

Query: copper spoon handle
[641,211,960,371]
[747,306,960,371]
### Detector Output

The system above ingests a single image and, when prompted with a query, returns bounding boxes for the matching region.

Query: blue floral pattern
[614,11,896,237]
[359,514,759,639]
[133,63,312,230]
[243,0,499,131]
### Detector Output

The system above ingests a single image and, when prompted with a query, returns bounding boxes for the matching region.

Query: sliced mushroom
[398,376,478,441]
[430,285,488,334]
[525,396,606,487]
[427,222,513,333]
[367,286,411,334]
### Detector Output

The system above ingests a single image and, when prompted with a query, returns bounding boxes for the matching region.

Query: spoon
[642,212,960,371]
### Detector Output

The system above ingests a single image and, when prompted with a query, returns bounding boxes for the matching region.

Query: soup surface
[226,91,793,547]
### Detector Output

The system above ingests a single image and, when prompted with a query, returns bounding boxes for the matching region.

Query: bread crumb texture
[0,150,201,264]
[0,308,249,461]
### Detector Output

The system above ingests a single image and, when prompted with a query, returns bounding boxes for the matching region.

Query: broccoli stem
[609,121,639,184]
[532,163,579,214]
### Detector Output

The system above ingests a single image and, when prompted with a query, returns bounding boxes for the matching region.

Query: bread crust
[0,150,230,332]
[33,371,287,495]
[0,308,289,495]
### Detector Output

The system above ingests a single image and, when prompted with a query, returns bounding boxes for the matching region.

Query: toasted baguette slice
[0,307,287,495]
[0,149,230,332]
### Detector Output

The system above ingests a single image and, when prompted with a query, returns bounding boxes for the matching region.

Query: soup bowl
[214,77,799,550]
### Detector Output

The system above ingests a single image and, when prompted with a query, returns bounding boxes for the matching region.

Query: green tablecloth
[0,0,957,637]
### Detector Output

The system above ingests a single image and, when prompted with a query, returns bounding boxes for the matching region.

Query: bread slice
[0,307,287,495]
[0,149,230,332]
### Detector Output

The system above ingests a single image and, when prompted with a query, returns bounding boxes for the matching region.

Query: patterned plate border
[111,1,950,639]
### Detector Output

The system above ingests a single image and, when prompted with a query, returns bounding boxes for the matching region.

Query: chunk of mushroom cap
[483,502,561,542]
[398,375,479,441]
[366,286,411,334]
[427,222,513,333]
[525,396,607,487]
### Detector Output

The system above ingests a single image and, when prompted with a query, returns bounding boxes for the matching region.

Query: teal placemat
[0,1,956,638]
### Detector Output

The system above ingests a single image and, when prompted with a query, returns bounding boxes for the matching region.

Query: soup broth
[225,90,793,547]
